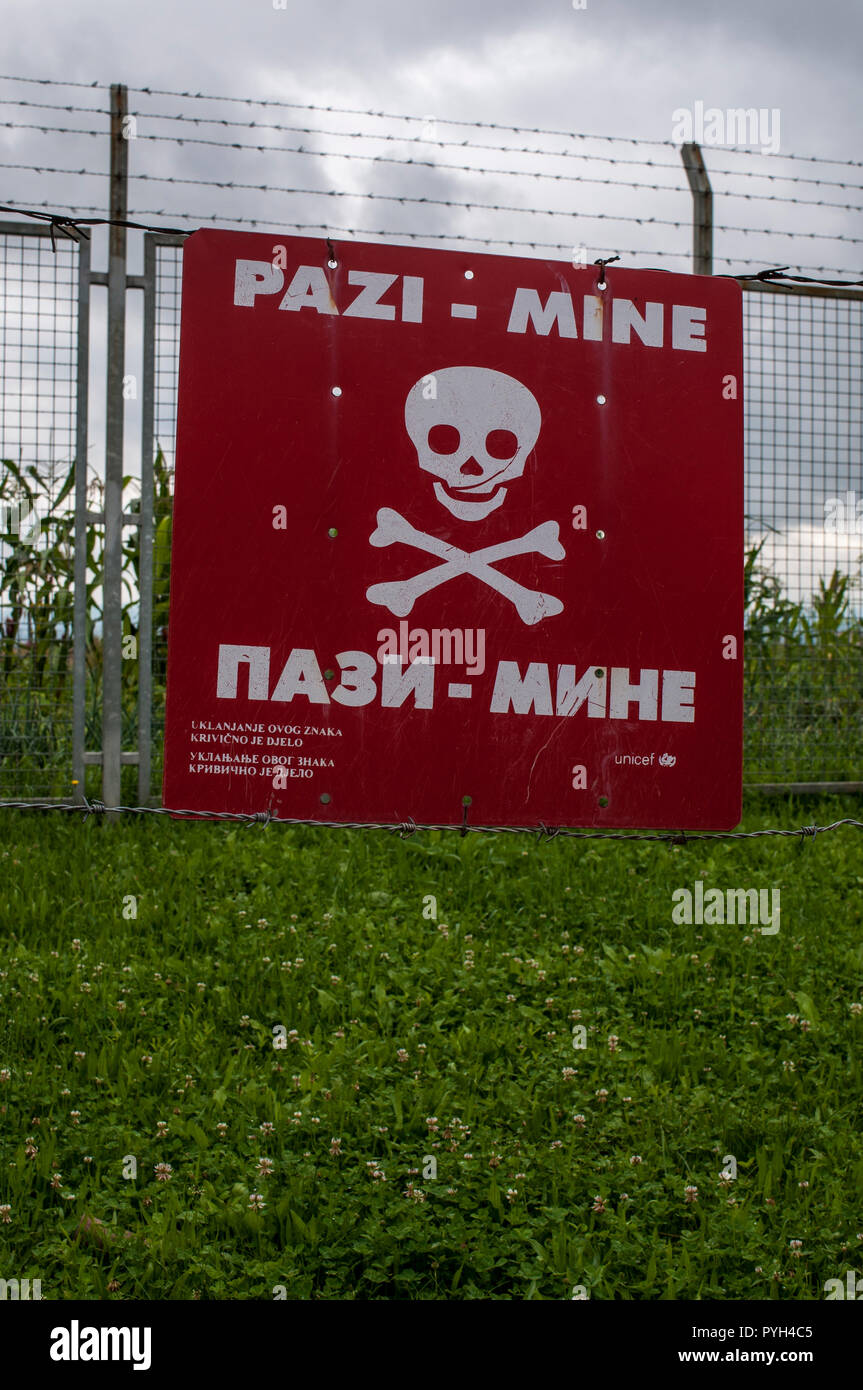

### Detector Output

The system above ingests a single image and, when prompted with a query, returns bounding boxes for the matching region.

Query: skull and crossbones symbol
[365,366,565,626]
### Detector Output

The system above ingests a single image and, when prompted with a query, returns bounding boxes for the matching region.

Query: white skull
[405,366,541,521]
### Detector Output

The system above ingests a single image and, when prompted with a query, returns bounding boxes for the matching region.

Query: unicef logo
[658,753,677,767]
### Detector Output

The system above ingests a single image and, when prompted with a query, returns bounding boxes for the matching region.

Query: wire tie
[594,254,620,288]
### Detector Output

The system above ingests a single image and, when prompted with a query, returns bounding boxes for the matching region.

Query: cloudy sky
[0,0,860,270]
[0,0,859,161]
[0,0,860,603]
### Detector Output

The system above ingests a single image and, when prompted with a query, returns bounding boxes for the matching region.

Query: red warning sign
[163,230,743,829]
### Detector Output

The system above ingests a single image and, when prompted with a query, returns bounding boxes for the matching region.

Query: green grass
[1,796,862,1300]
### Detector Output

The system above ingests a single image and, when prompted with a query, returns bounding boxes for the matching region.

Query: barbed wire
[0,163,685,222]
[6,157,862,220]
[5,156,861,226]
[0,74,105,90]
[107,200,863,254]
[0,203,188,240]
[124,83,863,173]
[0,797,860,846]
[126,173,863,221]
[6,97,861,202]
[6,117,862,247]
[0,162,108,179]
[0,119,107,138]
[2,200,861,281]
[115,113,863,205]
[0,99,686,166]
[3,155,687,202]
[7,96,863,199]
[0,97,108,117]
[743,266,863,288]
[0,118,729,188]
[3,73,862,173]
[130,86,680,149]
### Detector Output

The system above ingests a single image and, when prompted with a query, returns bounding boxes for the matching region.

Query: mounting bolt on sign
[163,230,743,830]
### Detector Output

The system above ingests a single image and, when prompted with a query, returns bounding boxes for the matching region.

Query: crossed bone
[365,507,565,626]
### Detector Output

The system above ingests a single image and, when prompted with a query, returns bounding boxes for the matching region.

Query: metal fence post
[102,83,128,810]
[137,233,156,804]
[72,233,91,803]
[138,231,187,804]
[680,142,713,275]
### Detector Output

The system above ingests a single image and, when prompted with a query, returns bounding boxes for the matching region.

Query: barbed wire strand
[6,96,863,197]
[2,200,861,282]
[0,119,753,186]
[0,74,105,90]
[131,173,863,222]
[105,161,863,214]
[115,112,863,201]
[5,157,862,219]
[6,118,863,247]
[10,143,857,243]
[0,203,189,238]
[118,89,680,148]
[0,798,860,846]
[2,73,861,170]
[0,97,108,117]
[122,83,863,170]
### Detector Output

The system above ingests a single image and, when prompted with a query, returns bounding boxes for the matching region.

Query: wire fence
[742,288,863,781]
[149,236,182,786]
[0,226,82,799]
[0,74,862,812]
[0,797,860,850]
[3,76,863,277]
